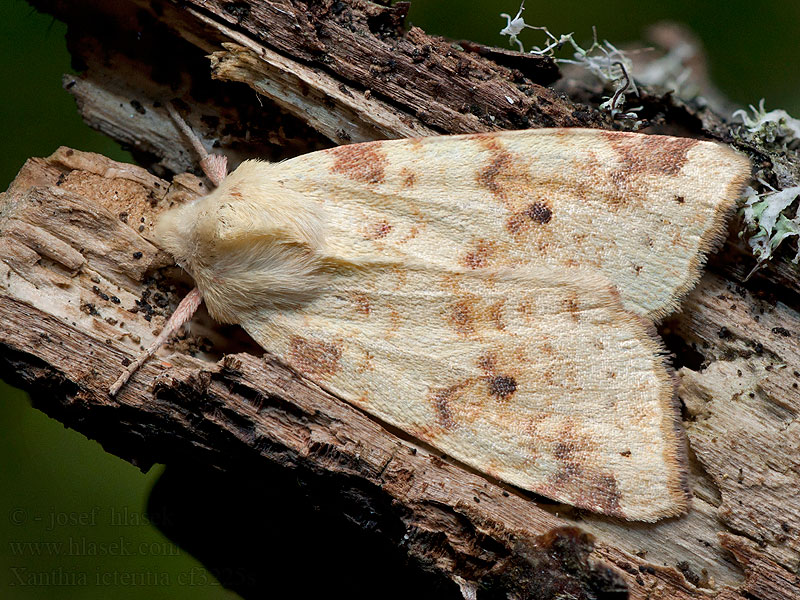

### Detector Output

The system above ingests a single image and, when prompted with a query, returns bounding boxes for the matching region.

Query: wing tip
[644,145,751,323]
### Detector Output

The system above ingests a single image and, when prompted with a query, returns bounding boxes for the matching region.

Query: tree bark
[2,1,799,598]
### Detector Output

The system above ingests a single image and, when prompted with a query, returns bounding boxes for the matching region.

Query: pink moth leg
[109,287,203,396]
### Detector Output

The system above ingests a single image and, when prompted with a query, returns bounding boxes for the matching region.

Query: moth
[112,115,749,521]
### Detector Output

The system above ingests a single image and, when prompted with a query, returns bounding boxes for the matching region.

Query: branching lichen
[499,2,641,124]
[559,34,640,121]
[499,1,544,54]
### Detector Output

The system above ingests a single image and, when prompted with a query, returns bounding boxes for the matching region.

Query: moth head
[155,160,327,324]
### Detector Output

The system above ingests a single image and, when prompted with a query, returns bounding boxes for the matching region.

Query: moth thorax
[157,181,327,324]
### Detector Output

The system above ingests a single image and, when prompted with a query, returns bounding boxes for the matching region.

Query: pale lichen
[734,101,800,274]
[740,184,800,277]
[499,1,539,53]
[733,100,800,151]
[560,34,640,121]
[499,3,641,124]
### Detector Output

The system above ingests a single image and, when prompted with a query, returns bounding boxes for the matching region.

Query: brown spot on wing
[517,301,534,322]
[539,341,555,356]
[488,300,506,330]
[561,291,580,322]
[471,132,504,150]
[506,201,553,235]
[552,460,583,484]
[329,141,388,184]
[536,453,624,516]
[472,136,565,254]
[432,392,454,429]
[506,213,526,235]
[526,202,552,223]
[462,238,496,269]
[400,167,417,188]
[289,336,342,379]
[477,352,497,373]
[603,132,699,177]
[536,421,625,515]
[581,473,622,516]
[477,352,518,400]
[546,462,623,516]
[350,293,371,315]
[474,135,526,206]
[386,309,402,337]
[477,149,513,199]
[449,300,475,336]
[474,136,528,208]
[429,382,471,430]
[488,375,517,399]
[364,219,392,240]
[602,133,699,205]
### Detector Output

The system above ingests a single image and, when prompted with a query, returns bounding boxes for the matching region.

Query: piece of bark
[4,0,800,597]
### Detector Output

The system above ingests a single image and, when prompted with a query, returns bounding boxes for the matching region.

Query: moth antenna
[166,102,228,186]
[109,287,204,396]
[109,103,227,396]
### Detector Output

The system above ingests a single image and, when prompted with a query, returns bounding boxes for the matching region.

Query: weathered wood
[5,0,800,597]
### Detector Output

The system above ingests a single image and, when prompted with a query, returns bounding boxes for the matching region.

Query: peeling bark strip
[10,0,800,596]
[181,0,606,135]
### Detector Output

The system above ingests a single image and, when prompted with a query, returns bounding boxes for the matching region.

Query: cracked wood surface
[4,0,800,598]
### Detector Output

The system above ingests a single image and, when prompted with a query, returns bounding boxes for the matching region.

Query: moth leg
[166,102,228,186]
[109,287,204,396]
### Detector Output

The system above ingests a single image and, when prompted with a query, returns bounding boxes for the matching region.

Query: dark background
[1,0,798,597]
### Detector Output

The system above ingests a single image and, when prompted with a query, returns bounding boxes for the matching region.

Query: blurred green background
[0,0,797,597]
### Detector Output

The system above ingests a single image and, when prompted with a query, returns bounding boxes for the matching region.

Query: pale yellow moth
[115,126,749,521]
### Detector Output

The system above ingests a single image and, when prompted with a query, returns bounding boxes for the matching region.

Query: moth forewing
[273,128,750,321]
